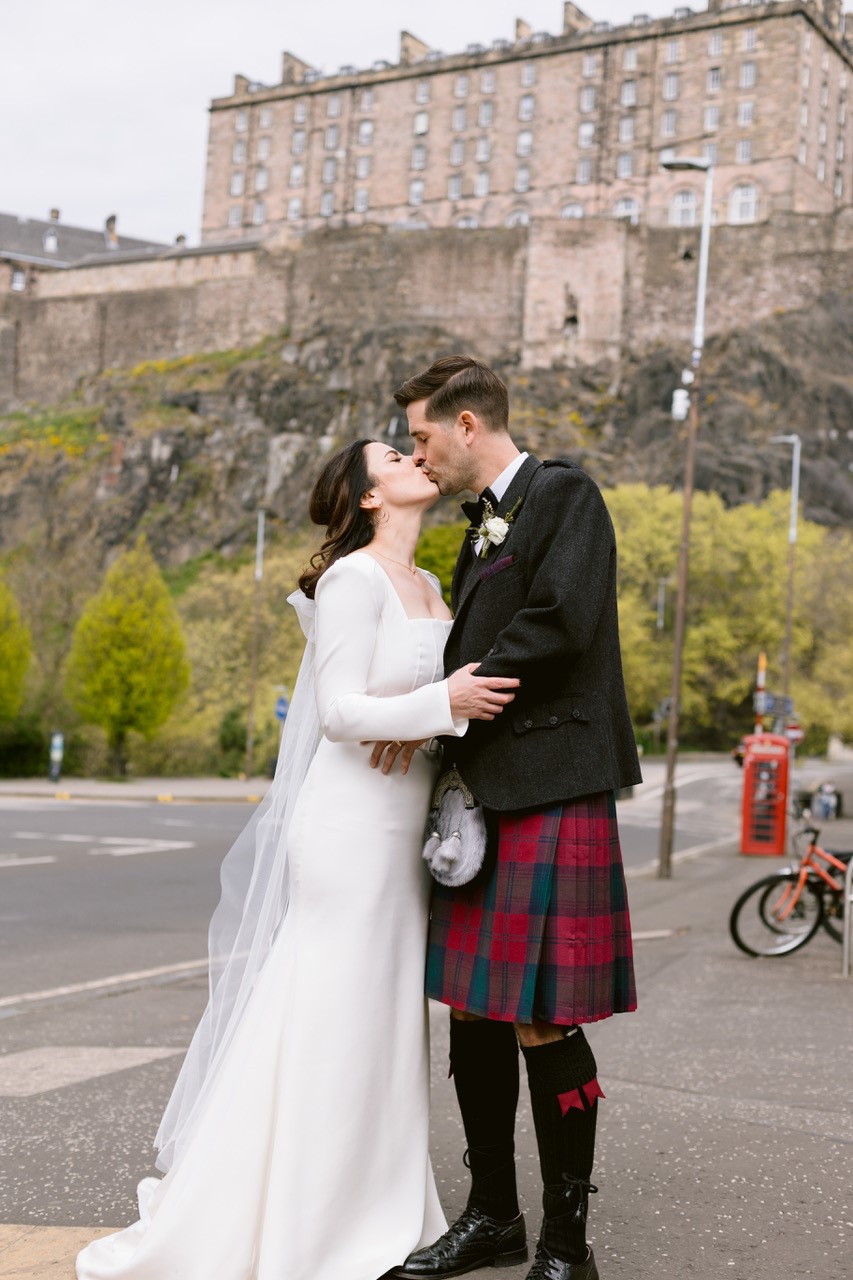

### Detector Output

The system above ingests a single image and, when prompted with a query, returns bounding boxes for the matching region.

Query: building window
[738,100,754,126]
[582,53,596,77]
[479,100,494,128]
[623,46,637,71]
[356,154,372,179]
[670,189,697,226]
[707,67,721,93]
[228,206,241,228]
[561,202,584,219]
[740,62,756,90]
[294,101,307,124]
[358,120,374,146]
[519,95,535,122]
[579,122,594,149]
[621,81,637,108]
[413,111,429,136]
[800,104,809,128]
[506,209,530,227]
[516,130,533,157]
[416,79,430,104]
[619,116,634,143]
[252,200,265,225]
[799,140,807,164]
[292,130,306,155]
[703,142,718,164]
[481,69,495,93]
[704,105,720,131]
[320,191,334,217]
[820,83,829,109]
[458,215,479,229]
[448,174,462,200]
[450,139,464,166]
[287,196,302,220]
[663,73,679,101]
[235,109,248,132]
[230,171,244,196]
[455,74,469,98]
[476,136,491,163]
[614,197,640,223]
[665,39,682,64]
[662,109,677,138]
[802,65,810,89]
[817,156,826,181]
[475,170,490,197]
[835,173,843,198]
[819,119,828,145]
[254,166,268,192]
[616,152,633,179]
[522,61,537,87]
[354,188,369,213]
[259,106,272,129]
[580,86,595,112]
[708,32,723,57]
[837,139,845,162]
[821,49,830,72]
[736,138,752,163]
[322,157,337,184]
[452,105,467,131]
[839,103,847,127]
[660,147,676,165]
[11,268,26,291]
[577,157,592,184]
[728,182,757,223]
[743,27,757,52]
[325,124,339,149]
[233,140,246,163]
[257,137,271,160]
[360,88,374,112]
[327,94,342,118]
[803,31,811,54]
[515,165,530,193]
[411,144,426,171]
[289,162,304,187]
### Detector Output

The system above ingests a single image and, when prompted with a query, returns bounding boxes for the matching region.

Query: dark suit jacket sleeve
[469,468,615,681]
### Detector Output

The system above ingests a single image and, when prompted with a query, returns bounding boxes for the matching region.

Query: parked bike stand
[843,857,853,979]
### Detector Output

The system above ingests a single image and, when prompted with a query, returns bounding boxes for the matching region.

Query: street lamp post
[657,157,714,880]
[245,506,269,780]
[768,434,801,700]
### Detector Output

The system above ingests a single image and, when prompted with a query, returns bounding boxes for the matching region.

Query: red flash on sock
[557,1079,605,1115]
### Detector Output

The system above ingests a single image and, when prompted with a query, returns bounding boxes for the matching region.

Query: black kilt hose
[429,456,642,1025]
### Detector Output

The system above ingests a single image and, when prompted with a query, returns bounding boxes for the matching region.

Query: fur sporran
[422,767,486,887]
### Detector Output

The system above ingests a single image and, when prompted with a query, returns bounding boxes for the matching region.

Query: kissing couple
[77,356,640,1280]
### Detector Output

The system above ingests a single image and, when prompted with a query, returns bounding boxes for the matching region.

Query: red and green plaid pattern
[426,792,637,1026]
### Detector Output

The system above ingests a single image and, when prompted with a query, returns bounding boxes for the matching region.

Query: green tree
[65,536,190,775]
[0,578,31,720]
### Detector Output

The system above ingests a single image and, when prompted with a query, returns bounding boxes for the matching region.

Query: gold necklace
[371,548,418,576]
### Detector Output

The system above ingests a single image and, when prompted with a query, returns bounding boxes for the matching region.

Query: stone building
[0,210,167,296]
[201,0,853,243]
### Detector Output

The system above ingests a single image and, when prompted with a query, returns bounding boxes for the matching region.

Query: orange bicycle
[729,824,852,957]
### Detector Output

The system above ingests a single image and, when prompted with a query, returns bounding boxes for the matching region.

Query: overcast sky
[2,0,678,245]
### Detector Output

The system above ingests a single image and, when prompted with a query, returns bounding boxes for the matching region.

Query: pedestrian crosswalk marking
[0,856,57,869]
[0,957,209,1011]
[7,831,195,857]
[0,1045,183,1097]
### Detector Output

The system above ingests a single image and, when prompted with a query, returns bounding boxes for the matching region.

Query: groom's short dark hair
[393,356,509,432]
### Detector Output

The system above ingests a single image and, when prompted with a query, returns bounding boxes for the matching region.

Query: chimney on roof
[105,214,119,249]
[563,3,594,35]
[49,208,61,221]
[400,31,430,65]
[516,19,533,41]
[281,52,313,86]
[175,234,187,248]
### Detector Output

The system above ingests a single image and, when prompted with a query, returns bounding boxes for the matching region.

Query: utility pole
[244,507,268,779]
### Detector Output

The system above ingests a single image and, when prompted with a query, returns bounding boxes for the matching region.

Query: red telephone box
[741,733,789,856]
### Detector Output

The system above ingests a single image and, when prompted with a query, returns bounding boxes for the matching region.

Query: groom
[385,356,641,1280]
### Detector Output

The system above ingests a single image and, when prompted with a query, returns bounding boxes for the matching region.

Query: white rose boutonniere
[474,497,523,557]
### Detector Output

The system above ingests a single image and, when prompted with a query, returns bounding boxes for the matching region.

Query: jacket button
[549,715,558,725]
[572,709,582,719]
[524,719,533,729]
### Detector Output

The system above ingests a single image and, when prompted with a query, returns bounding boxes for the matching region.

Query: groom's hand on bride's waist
[363,739,429,775]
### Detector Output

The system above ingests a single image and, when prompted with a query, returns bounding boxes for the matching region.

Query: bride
[76,438,519,1280]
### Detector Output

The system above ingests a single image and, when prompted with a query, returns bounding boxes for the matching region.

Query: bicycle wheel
[821,889,845,943]
[729,873,823,957]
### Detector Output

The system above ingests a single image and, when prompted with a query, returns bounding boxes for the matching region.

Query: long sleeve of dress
[313,557,468,744]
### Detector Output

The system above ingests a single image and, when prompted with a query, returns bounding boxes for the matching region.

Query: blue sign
[274,696,289,722]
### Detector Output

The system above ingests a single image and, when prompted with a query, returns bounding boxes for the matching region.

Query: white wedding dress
[76,553,467,1280]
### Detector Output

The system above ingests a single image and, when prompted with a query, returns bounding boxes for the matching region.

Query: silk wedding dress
[76,552,467,1280]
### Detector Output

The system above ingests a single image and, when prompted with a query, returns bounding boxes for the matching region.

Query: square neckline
[350,551,453,624]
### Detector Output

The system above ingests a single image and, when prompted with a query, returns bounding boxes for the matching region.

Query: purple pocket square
[479,554,517,582]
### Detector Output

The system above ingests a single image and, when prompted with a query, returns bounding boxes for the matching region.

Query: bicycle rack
[843,857,853,979]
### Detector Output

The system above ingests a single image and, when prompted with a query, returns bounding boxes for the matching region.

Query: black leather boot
[391,1206,528,1278]
[525,1177,599,1280]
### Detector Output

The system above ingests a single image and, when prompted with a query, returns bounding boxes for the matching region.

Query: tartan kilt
[425,791,636,1026]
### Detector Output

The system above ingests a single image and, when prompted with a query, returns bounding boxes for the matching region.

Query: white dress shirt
[473,452,529,556]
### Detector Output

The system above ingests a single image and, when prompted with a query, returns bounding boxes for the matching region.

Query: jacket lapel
[454,455,541,617]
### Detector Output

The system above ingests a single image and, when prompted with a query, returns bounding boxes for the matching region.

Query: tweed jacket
[443,454,642,811]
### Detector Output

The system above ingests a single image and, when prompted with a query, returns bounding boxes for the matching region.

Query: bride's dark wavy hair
[298,438,379,598]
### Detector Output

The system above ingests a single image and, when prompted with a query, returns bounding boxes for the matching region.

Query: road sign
[274,695,289,722]
[785,723,805,746]
[754,692,793,717]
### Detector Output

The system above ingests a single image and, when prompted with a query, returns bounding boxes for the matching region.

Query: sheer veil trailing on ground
[153,589,319,1174]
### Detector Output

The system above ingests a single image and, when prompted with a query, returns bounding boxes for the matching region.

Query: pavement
[1,770,852,1279]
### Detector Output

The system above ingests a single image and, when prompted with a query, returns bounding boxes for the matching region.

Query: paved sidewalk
[0,776,272,804]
